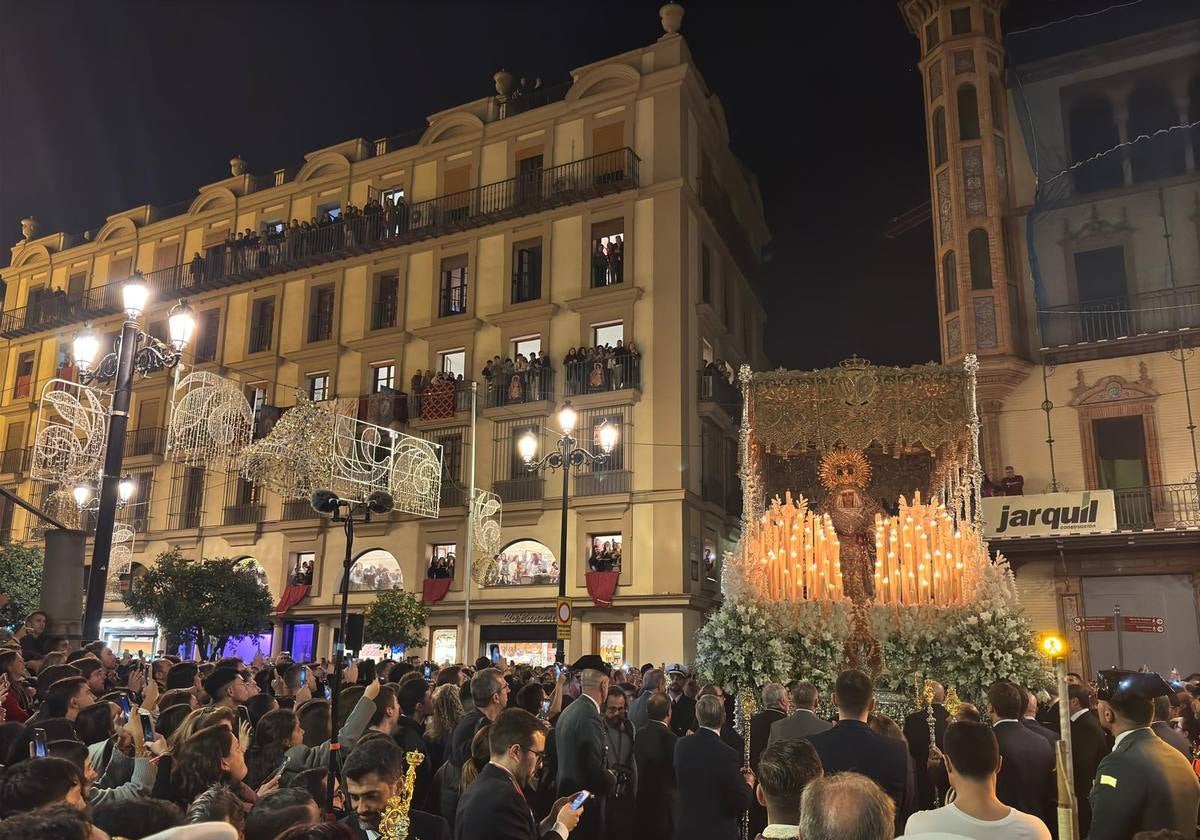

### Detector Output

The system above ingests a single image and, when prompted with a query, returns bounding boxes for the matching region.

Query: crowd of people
[1,607,1199,840]
[586,540,622,574]
[562,342,641,396]
[481,353,554,406]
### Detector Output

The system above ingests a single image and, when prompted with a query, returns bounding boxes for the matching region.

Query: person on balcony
[189,252,205,287]
[1001,466,1025,496]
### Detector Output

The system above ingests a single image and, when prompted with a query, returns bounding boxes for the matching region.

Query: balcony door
[1093,415,1150,528]
[1073,246,1129,340]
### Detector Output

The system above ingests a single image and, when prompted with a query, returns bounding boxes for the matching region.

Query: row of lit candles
[872,491,968,606]
[747,492,845,602]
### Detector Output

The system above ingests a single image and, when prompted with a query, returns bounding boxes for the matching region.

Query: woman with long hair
[168,705,239,751]
[425,682,463,771]
[0,649,33,722]
[171,724,274,811]
[246,709,303,788]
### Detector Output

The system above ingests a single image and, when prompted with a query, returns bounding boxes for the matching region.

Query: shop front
[477,610,559,667]
[99,616,159,656]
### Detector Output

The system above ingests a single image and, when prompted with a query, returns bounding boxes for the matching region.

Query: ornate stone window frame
[1058,205,1137,306]
[1068,365,1163,491]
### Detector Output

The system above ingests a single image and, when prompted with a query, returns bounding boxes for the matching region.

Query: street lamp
[74,272,195,641]
[1041,634,1079,840]
[520,400,617,664]
[118,476,136,504]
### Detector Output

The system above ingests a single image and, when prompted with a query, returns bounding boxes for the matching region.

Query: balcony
[0,148,642,341]
[698,177,759,277]
[282,499,319,521]
[248,322,273,354]
[575,469,632,497]
[125,427,166,458]
[440,483,466,508]
[371,296,398,330]
[483,368,554,409]
[410,379,473,423]
[357,390,409,426]
[1113,482,1200,530]
[169,509,202,530]
[494,476,544,503]
[563,355,640,397]
[223,503,265,526]
[0,448,28,475]
[1038,284,1200,348]
[698,369,742,420]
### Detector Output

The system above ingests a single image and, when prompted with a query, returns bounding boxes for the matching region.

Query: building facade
[902,0,1200,675]
[0,11,768,666]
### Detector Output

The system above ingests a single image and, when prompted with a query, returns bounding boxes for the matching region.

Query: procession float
[694,355,1050,715]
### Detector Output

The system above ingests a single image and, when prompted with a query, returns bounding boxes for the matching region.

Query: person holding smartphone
[454,707,584,840]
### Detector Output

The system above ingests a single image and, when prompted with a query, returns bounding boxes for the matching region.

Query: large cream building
[901,0,1200,675]
[0,8,767,666]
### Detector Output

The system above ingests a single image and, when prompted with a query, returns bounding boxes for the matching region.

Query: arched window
[485,539,559,587]
[1068,96,1123,193]
[988,75,1004,130]
[933,108,948,166]
[968,229,992,289]
[957,84,980,140]
[347,548,404,592]
[1128,82,1186,182]
[942,251,959,313]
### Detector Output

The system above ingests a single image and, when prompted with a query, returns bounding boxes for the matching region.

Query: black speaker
[344,613,365,652]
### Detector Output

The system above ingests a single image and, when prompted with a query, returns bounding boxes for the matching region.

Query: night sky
[0,0,1122,370]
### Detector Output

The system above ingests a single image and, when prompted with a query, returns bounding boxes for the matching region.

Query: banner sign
[983,490,1116,538]
[1073,616,1114,633]
[1123,616,1165,633]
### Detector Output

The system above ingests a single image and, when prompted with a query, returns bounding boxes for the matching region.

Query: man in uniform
[1087,669,1200,840]
[555,655,615,840]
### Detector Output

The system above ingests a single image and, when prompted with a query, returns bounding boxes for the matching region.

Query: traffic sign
[1122,616,1165,633]
[556,597,572,641]
[1073,616,1114,633]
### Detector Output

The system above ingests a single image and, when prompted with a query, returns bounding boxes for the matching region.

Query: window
[590,415,624,471]
[1068,97,1124,194]
[1093,416,1149,490]
[957,84,980,140]
[67,271,86,298]
[942,251,959,313]
[431,628,457,664]
[590,221,625,288]
[484,539,558,587]
[443,165,472,221]
[308,285,335,343]
[317,203,341,222]
[701,244,713,303]
[348,548,404,592]
[702,338,714,364]
[178,466,205,529]
[988,75,1004,130]
[246,384,267,415]
[516,152,544,205]
[195,309,220,362]
[440,256,468,316]
[968,229,992,289]
[249,297,274,353]
[308,372,330,402]
[289,551,315,586]
[1128,82,1187,183]
[13,352,34,398]
[372,272,399,330]
[983,9,996,37]
[593,321,624,347]
[371,363,395,393]
[932,108,948,165]
[513,335,541,359]
[440,349,465,379]
[429,543,456,579]
[587,533,623,574]
[512,239,543,303]
[925,18,940,50]
[381,187,405,206]
[950,7,971,34]
[594,626,625,669]
[1073,246,1129,340]
[108,255,133,284]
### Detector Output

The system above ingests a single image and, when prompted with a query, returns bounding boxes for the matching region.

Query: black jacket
[395,714,435,811]
[1070,710,1110,836]
[902,704,949,810]
[553,694,610,840]
[1151,720,1193,761]
[453,763,559,840]
[992,720,1055,830]
[450,708,486,769]
[343,809,448,840]
[668,693,695,738]
[634,721,677,838]
[1023,716,1059,746]
[748,708,786,837]
[1087,727,1200,840]
[674,729,753,840]
[806,720,912,834]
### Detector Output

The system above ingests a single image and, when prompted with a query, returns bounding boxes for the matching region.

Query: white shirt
[904,802,1051,840]
[991,719,1020,728]
[761,824,800,838]
[1070,708,1089,722]
[583,692,603,716]
[1114,726,1151,749]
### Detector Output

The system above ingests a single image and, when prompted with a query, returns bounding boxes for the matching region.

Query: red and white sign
[1122,616,1165,634]
[1073,616,1114,633]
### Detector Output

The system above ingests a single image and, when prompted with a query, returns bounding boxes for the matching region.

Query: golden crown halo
[378,751,425,840]
[818,448,871,492]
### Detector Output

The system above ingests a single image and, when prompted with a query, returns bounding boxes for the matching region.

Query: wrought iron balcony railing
[0,148,640,340]
[169,509,203,530]
[410,379,474,422]
[223,503,265,526]
[483,368,554,409]
[698,369,742,417]
[282,499,319,521]
[371,296,399,330]
[125,427,166,458]
[563,355,641,397]
[494,476,544,503]
[1113,482,1200,530]
[1038,284,1200,347]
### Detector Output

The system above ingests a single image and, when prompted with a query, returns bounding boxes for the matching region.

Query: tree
[0,543,45,628]
[363,589,429,651]
[125,548,272,658]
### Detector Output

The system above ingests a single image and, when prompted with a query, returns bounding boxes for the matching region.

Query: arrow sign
[1073,616,1114,632]
[1122,616,1165,633]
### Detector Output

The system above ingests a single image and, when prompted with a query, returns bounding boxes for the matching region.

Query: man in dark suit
[805,670,911,834]
[674,694,755,840]
[665,666,695,738]
[1038,672,1084,733]
[342,737,450,840]
[1066,683,1109,835]
[768,681,831,747]
[748,682,788,837]
[633,693,677,838]
[987,680,1054,831]
[628,668,664,732]
[1151,694,1192,760]
[555,656,614,840]
[901,680,949,810]
[454,708,583,840]
[1022,688,1058,747]
[451,668,509,768]
[1088,670,1200,840]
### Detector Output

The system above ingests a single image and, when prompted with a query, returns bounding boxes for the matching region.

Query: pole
[557,433,571,665]
[1114,603,1124,668]
[1055,655,1080,840]
[463,382,477,662]
[83,317,139,641]
[326,512,355,818]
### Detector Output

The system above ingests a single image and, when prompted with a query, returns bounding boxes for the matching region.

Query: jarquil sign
[982,490,1117,538]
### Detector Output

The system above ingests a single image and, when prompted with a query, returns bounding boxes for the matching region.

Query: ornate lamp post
[73,272,195,641]
[518,401,617,664]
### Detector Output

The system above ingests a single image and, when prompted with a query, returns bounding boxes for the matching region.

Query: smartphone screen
[32,728,48,758]
[298,667,308,687]
[117,694,132,717]
[237,705,250,728]
[274,758,289,779]
[139,710,155,743]
[570,790,591,810]
[539,698,551,718]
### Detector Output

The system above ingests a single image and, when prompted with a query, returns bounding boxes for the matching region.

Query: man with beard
[342,737,448,840]
[665,665,695,737]
[455,708,584,840]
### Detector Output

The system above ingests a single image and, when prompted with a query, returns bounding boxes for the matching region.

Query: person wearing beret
[554,656,615,840]
[1087,670,1200,840]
